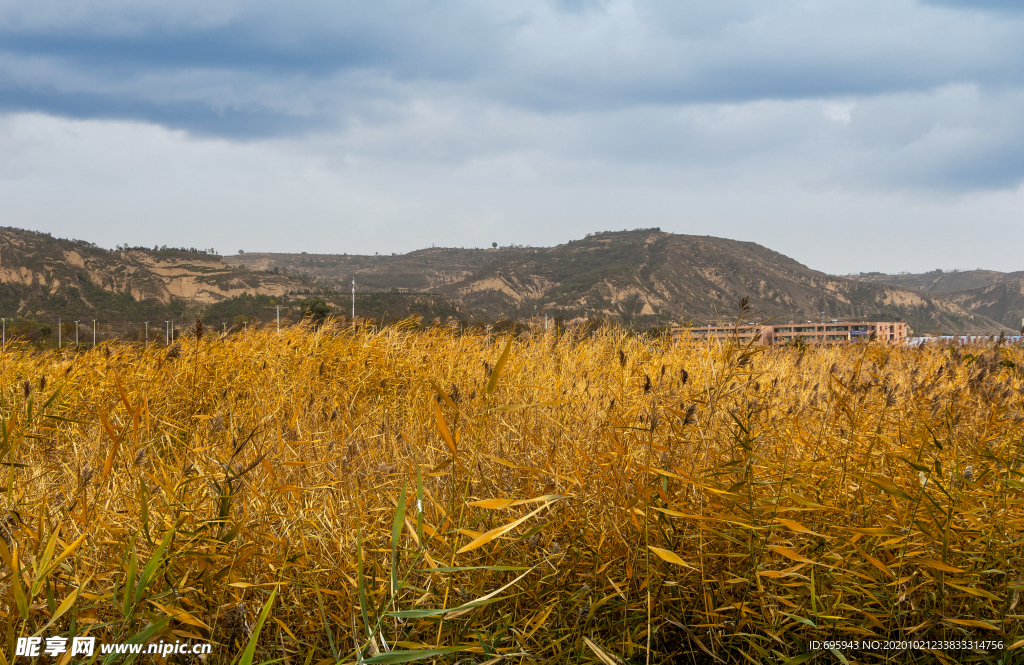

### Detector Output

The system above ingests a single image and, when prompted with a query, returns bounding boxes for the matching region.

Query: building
[673,321,909,345]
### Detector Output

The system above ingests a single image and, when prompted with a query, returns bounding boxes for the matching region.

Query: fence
[0,319,267,347]
[908,335,1024,346]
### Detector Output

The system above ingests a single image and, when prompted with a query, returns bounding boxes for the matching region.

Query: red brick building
[673,321,909,345]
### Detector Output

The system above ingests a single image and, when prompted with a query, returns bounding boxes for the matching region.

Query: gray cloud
[0,0,1023,272]
[2,2,1022,132]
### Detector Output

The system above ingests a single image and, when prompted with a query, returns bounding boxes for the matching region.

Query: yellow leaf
[521,604,555,642]
[428,379,461,415]
[648,546,695,569]
[456,500,560,554]
[767,545,815,565]
[99,411,121,477]
[945,583,1001,602]
[478,453,525,470]
[433,398,457,457]
[38,531,88,581]
[115,376,132,413]
[149,600,213,630]
[469,495,567,510]
[651,507,756,529]
[98,409,119,443]
[470,498,517,510]
[11,547,27,621]
[486,335,513,395]
[583,637,623,665]
[33,578,89,637]
[403,516,421,548]
[850,542,893,579]
[774,518,829,538]
[944,618,1002,632]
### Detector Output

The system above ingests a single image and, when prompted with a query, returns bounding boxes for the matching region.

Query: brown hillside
[0,227,303,318]
[847,269,1024,295]
[227,229,1004,333]
[942,279,1024,331]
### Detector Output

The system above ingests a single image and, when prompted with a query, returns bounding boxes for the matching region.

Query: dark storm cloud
[2,2,1022,125]
[0,2,504,134]
[1,1,1023,190]
[0,7,493,78]
[0,82,334,139]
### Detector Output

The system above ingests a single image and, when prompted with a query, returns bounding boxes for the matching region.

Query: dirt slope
[0,227,302,318]
[228,229,1004,333]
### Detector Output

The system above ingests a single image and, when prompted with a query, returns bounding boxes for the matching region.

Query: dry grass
[0,319,1022,664]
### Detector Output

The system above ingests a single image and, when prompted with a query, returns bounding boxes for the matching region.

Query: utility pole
[144,321,148,346]
[352,278,355,322]
[92,320,97,347]
[75,321,79,346]
[276,305,280,333]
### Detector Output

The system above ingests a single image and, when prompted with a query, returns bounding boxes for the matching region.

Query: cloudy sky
[1,1,1022,274]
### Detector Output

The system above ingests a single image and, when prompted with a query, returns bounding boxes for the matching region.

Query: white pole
[2,318,5,346]
[58,318,61,348]
[144,321,148,346]
[352,278,355,321]
[164,321,169,344]
[75,321,79,346]
[276,305,280,332]
[92,320,96,347]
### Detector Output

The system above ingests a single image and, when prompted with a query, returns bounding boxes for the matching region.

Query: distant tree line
[115,244,218,256]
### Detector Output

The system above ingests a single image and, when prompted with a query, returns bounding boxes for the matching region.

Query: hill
[939,279,1024,332]
[845,269,1024,295]
[845,269,1024,330]
[0,227,303,320]
[225,247,497,292]
[227,229,1005,334]
[0,226,1010,335]
[0,227,471,331]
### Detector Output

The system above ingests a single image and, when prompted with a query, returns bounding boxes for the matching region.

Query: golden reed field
[0,318,1022,664]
